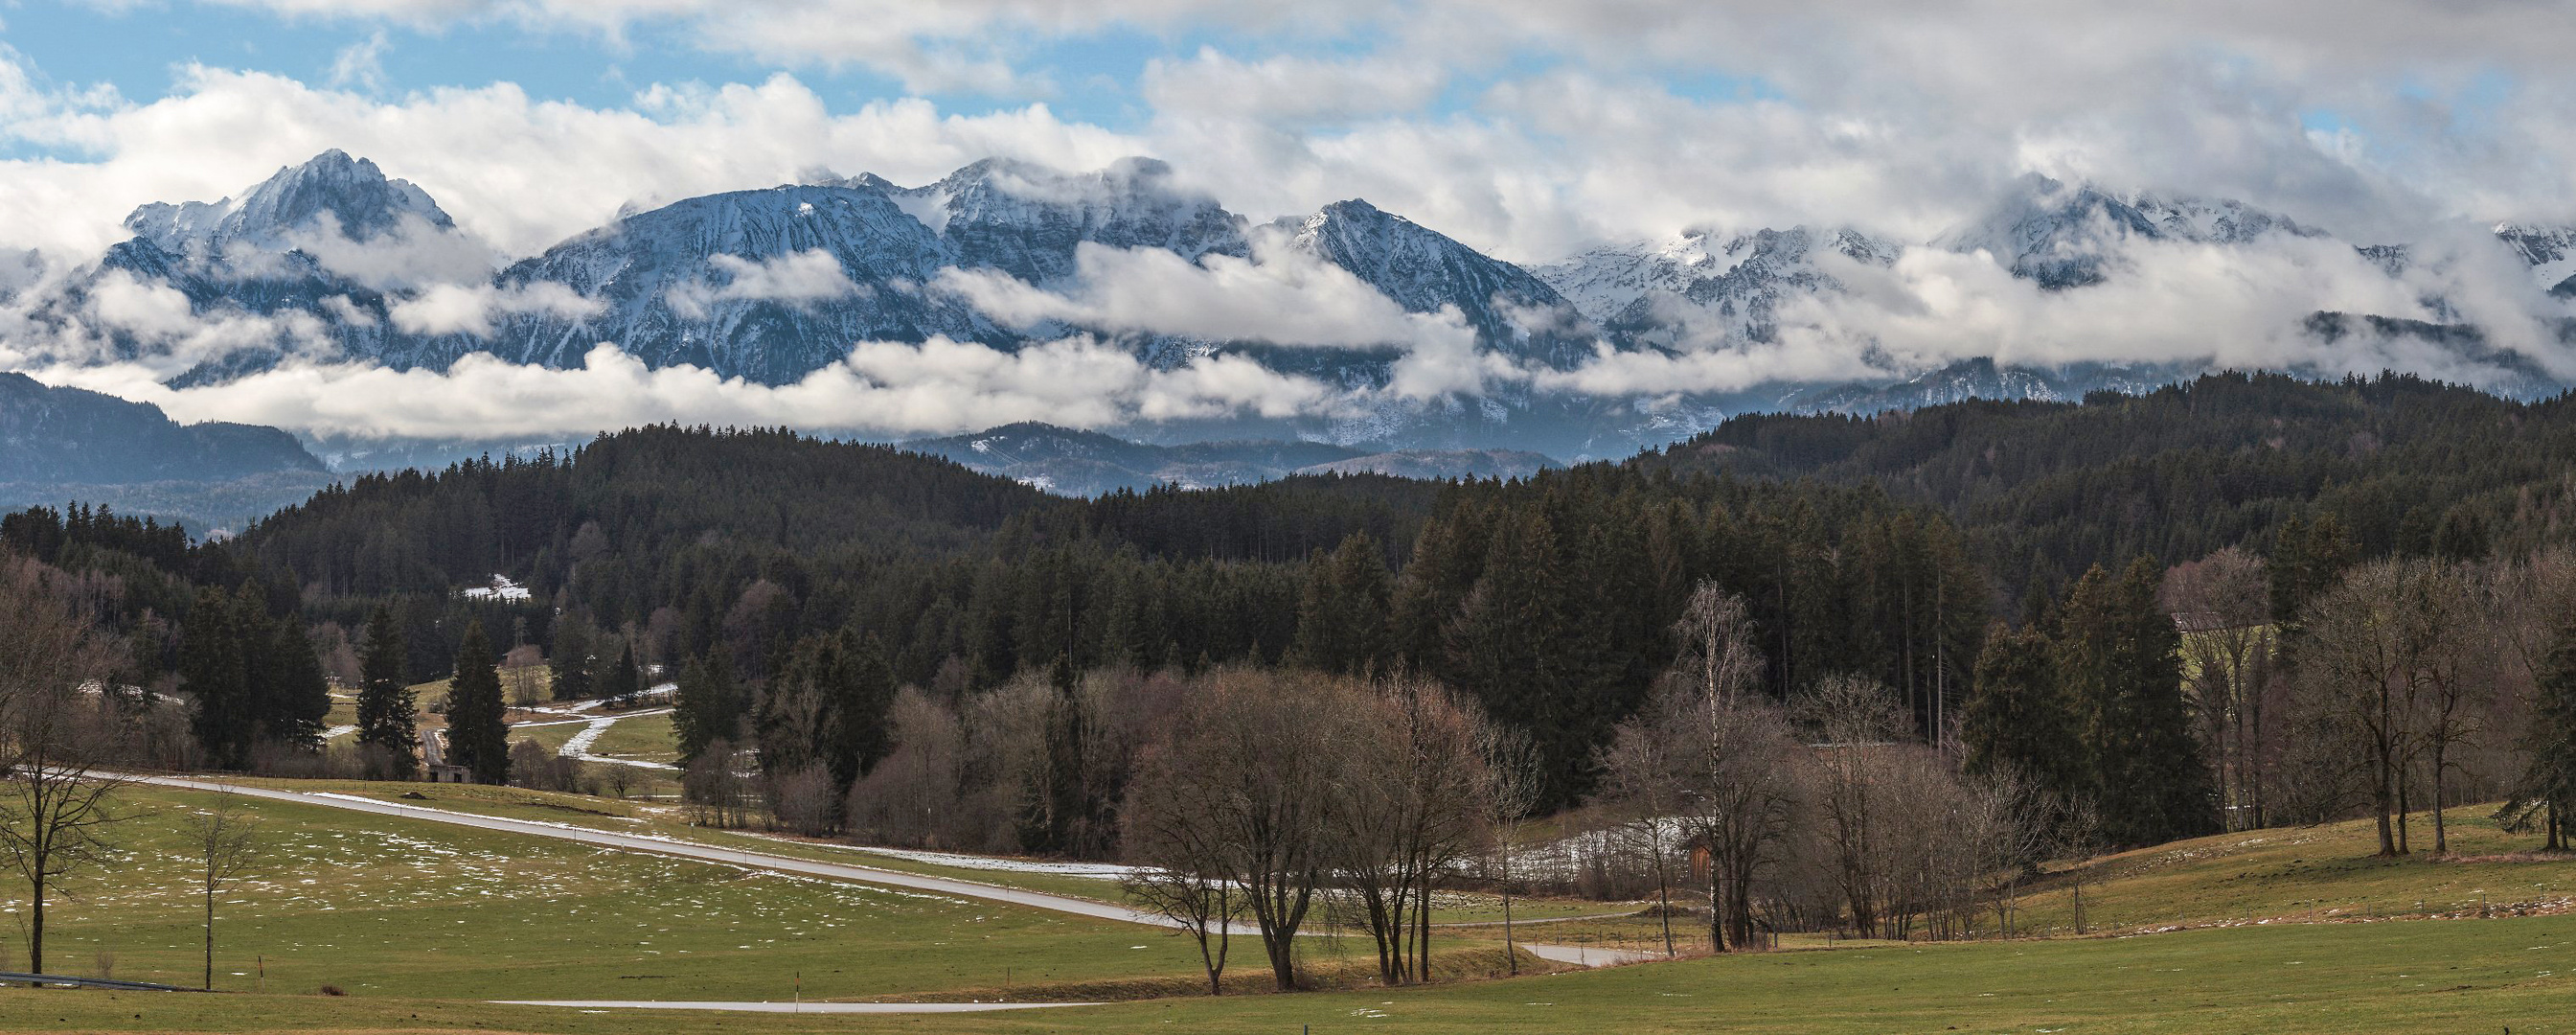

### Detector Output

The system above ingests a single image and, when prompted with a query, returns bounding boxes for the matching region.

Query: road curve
[135,775,1656,967]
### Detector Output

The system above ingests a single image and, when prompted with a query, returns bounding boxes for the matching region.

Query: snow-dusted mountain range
[13,151,2576,465]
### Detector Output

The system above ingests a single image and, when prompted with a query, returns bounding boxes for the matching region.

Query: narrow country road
[134,775,1655,969]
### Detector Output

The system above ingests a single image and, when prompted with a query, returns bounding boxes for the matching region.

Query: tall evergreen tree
[445,619,511,785]
[1961,619,2081,802]
[180,586,253,770]
[599,642,642,708]
[1446,507,1584,804]
[1037,650,1089,855]
[2501,616,2576,850]
[257,620,332,749]
[2058,560,2215,845]
[1289,532,1393,676]
[672,652,742,764]
[549,621,593,702]
[354,606,418,778]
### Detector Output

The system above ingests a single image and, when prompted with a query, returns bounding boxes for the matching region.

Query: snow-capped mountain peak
[1530,223,1899,342]
[1274,198,1574,341]
[876,155,1248,283]
[2496,223,2576,296]
[123,150,452,264]
[1935,173,2314,288]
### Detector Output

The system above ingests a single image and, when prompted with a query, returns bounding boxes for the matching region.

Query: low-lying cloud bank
[31,338,1347,441]
[12,218,2576,444]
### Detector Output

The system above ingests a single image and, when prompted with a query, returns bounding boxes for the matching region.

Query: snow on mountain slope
[868,157,1250,285]
[1529,232,1718,324]
[433,183,995,381]
[124,150,454,264]
[1272,199,1583,364]
[1935,174,2317,288]
[35,150,2576,463]
[2496,224,2576,296]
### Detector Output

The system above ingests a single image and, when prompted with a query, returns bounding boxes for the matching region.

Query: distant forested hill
[39,371,2576,805]
[0,372,323,483]
[1645,371,2573,604]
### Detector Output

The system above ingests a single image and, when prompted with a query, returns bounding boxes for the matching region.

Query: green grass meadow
[9,780,2576,1034]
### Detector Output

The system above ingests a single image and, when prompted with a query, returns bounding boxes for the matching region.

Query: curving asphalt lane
[135,775,1658,973]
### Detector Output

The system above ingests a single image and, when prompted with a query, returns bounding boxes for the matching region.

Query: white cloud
[1541,229,2576,399]
[0,63,1139,261]
[388,281,598,336]
[327,31,391,92]
[30,337,1349,439]
[1140,49,1448,125]
[666,249,864,319]
[934,240,1459,348]
[286,212,501,289]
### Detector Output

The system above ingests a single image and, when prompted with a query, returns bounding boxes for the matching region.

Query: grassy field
[19,778,2576,1033]
[582,712,677,764]
[2005,808,2576,935]
[20,786,1224,1002]
[11,906,2574,1034]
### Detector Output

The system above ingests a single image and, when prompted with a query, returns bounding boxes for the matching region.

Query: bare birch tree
[1479,727,1542,975]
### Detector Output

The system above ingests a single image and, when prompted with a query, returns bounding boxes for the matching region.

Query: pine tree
[446,619,511,785]
[1290,532,1393,676]
[2058,560,2215,845]
[600,642,642,709]
[258,620,332,749]
[354,606,418,778]
[549,621,593,702]
[180,586,253,770]
[1961,619,2081,802]
[2502,617,2576,849]
[672,652,742,764]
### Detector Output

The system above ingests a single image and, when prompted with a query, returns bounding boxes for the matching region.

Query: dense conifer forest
[11,370,2576,822]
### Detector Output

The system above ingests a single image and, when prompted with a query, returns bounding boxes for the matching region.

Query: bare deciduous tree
[2162,548,2273,829]
[2297,559,2480,855]
[1121,669,1350,991]
[180,794,262,990]
[1478,726,1542,974]
[0,554,127,975]
[1120,738,1245,994]
[1798,674,1911,939]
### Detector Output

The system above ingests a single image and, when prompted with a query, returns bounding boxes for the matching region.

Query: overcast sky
[3,0,2572,263]
[3,1,2574,440]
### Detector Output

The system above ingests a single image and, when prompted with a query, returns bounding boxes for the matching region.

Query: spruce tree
[549,621,593,702]
[600,642,642,708]
[1290,532,1393,676]
[354,606,418,778]
[445,619,511,785]
[1962,619,2081,802]
[672,652,741,764]
[258,620,333,749]
[2058,560,2215,845]
[1446,507,1579,803]
[2114,557,2213,841]
[2502,617,2576,849]
[180,586,253,770]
